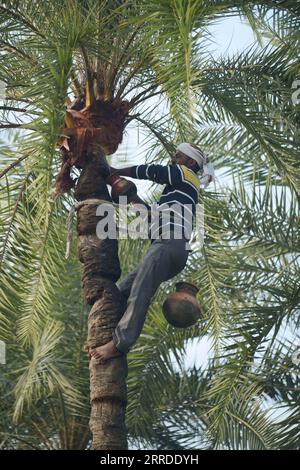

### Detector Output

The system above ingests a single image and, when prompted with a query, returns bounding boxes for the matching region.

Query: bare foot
[89,340,124,364]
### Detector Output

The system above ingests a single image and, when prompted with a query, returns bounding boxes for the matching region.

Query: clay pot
[105,174,149,209]
[105,174,138,203]
[162,281,201,328]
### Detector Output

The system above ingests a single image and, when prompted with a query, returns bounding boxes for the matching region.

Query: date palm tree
[0,0,299,449]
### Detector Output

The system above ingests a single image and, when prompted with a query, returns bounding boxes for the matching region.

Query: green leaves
[13,319,81,423]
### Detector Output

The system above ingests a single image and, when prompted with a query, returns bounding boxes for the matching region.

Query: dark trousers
[112,237,189,353]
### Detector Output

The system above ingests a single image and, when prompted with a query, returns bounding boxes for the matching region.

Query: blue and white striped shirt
[130,163,200,241]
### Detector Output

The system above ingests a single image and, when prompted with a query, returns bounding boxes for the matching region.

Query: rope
[66,198,110,259]
[65,198,149,259]
[65,204,76,259]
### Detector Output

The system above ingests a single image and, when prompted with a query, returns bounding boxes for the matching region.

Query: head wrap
[176,142,214,188]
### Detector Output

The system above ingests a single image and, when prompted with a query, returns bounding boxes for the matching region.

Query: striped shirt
[130,163,200,242]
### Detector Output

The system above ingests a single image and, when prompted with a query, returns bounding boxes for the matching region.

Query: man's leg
[91,238,188,362]
[117,265,139,300]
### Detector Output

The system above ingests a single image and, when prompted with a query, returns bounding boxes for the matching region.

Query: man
[89,143,214,363]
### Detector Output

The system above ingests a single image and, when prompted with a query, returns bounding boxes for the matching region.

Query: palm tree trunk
[74,150,128,450]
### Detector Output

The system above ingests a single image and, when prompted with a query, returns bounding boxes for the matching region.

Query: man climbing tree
[89,142,214,363]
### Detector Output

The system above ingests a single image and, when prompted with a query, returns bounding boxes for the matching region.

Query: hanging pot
[105,174,150,212]
[162,281,201,328]
[105,174,137,203]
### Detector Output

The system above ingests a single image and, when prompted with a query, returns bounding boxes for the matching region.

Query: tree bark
[74,150,128,450]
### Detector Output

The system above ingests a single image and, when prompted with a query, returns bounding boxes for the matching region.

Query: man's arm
[109,166,135,178]
[110,163,185,186]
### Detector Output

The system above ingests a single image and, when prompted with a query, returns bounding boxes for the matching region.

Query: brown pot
[105,174,150,210]
[105,174,138,203]
[162,281,201,328]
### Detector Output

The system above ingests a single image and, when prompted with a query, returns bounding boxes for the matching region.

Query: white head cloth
[176,142,214,188]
